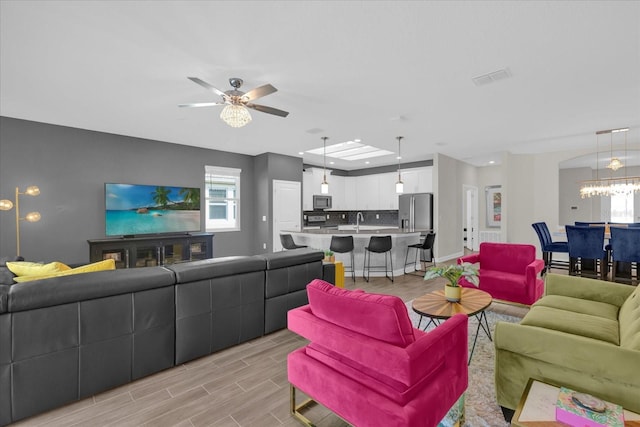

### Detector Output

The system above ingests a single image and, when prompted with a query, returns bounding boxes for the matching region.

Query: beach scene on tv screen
[106,183,201,236]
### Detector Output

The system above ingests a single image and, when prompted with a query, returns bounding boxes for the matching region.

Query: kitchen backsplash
[303,210,398,227]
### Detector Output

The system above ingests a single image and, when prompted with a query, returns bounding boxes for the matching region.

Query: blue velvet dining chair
[531,222,569,273]
[565,225,608,280]
[609,226,640,285]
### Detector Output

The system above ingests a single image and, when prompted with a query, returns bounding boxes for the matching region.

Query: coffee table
[512,378,640,426]
[412,287,492,364]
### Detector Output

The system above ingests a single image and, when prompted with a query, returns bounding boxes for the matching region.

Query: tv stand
[88,232,214,268]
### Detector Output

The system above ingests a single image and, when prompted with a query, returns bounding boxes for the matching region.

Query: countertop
[290,228,431,235]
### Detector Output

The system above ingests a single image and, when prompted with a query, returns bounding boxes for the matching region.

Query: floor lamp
[0,185,42,256]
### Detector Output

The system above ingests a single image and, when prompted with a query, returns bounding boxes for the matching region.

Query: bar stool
[330,235,355,282]
[404,232,436,275]
[363,235,393,283]
[280,234,307,250]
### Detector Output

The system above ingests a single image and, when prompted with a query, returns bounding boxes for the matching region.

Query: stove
[306,215,327,225]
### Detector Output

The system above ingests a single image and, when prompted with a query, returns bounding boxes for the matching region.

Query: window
[205,166,241,231]
[610,192,634,223]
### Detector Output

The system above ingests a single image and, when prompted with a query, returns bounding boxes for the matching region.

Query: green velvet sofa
[494,273,640,414]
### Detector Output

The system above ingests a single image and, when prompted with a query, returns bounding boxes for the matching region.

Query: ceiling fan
[179,77,289,127]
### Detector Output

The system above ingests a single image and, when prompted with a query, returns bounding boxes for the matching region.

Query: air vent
[306,128,324,134]
[472,68,512,86]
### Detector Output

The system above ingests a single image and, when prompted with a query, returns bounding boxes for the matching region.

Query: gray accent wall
[254,153,304,253]
[0,117,259,263]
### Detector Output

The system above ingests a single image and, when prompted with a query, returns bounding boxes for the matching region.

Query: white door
[273,180,302,251]
[464,186,479,251]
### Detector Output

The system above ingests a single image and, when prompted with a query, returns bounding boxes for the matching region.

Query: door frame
[463,185,479,251]
[272,179,302,251]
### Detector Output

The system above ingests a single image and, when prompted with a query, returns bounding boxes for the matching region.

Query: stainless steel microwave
[313,195,332,210]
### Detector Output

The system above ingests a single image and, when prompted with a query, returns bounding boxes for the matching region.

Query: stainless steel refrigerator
[398,193,433,231]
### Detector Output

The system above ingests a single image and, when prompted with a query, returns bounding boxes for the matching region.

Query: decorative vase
[444,284,462,302]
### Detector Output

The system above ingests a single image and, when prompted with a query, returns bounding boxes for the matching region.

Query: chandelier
[219,104,252,128]
[579,127,640,198]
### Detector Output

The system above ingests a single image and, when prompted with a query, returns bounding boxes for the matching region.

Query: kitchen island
[287,227,430,279]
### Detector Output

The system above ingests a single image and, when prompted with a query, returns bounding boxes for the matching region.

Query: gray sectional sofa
[0,249,331,426]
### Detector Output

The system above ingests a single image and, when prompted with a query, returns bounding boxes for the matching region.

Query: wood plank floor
[10,265,531,427]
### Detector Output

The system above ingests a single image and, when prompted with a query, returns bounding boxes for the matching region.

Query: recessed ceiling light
[298,152,304,155]
[365,161,370,164]
[354,139,361,143]
[489,160,495,164]
[329,161,335,165]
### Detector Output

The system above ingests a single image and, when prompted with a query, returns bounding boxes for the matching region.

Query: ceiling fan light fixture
[220,104,252,128]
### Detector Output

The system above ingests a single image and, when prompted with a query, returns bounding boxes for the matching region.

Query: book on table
[555,387,624,427]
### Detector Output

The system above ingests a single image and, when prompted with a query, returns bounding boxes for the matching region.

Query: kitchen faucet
[356,212,364,232]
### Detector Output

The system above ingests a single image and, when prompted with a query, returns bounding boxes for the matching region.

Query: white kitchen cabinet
[377,172,399,209]
[401,170,420,194]
[304,167,345,210]
[355,175,380,210]
[344,177,357,210]
[302,169,314,211]
[329,174,345,210]
[302,166,432,211]
[417,167,433,192]
[400,167,433,194]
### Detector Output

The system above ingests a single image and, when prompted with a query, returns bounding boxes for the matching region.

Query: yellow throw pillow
[13,259,116,283]
[6,261,71,277]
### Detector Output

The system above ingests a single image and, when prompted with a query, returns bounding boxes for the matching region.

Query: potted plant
[324,250,335,263]
[424,262,479,302]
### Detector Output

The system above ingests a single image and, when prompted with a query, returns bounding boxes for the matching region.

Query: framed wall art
[486,185,502,228]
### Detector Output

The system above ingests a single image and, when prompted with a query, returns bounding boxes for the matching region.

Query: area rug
[405,301,521,427]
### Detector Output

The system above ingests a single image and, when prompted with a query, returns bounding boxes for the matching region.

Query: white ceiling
[1,1,639,170]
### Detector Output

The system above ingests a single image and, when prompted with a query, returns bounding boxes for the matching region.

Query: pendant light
[395,136,404,193]
[320,136,329,194]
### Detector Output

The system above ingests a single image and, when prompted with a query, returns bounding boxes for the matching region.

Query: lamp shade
[25,211,41,222]
[0,199,13,210]
[396,181,404,194]
[220,104,252,128]
[25,186,40,196]
[320,181,329,194]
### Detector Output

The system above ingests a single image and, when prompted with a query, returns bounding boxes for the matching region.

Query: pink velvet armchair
[287,279,468,427]
[458,242,545,305]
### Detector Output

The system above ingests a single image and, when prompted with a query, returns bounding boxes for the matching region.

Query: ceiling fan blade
[246,103,289,117]
[187,77,227,98]
[243,84,277,101]
[178,102,224,108]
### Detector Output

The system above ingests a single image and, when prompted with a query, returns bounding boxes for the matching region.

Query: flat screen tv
[105,183,201,237]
